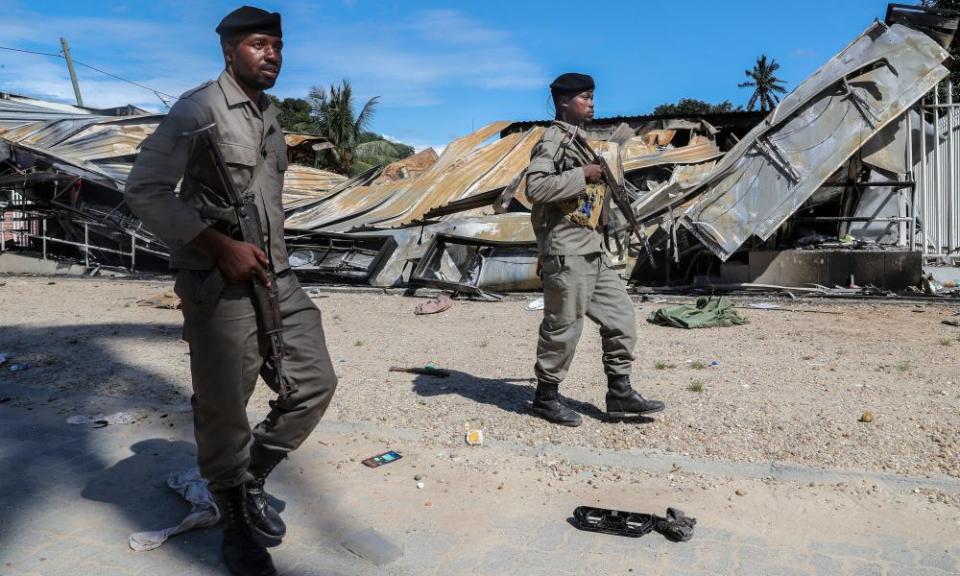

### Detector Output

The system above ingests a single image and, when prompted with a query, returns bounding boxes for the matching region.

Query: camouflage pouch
[560,182,607,229]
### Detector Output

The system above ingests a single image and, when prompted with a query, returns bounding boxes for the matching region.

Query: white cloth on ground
[128,467,220,551]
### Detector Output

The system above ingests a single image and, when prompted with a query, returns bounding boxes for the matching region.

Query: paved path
[0,384,957,576]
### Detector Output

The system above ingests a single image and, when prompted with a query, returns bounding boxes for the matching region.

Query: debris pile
[1,4,957,295]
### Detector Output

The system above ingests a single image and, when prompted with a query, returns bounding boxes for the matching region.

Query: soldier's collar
[218,70,252,108]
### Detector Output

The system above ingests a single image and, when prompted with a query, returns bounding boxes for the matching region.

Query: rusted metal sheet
[284,122,512,232]
[352,123,519,230]
[678,22,950,261]
[281,164,348,209]
[416,127,544,222]
[621,133,722,172]
[372,147,439,183]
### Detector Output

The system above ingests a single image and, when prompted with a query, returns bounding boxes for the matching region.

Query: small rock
[735,489,746,496]
[860,411,875,423]
[414,474,423,481]
[416,482,425,489]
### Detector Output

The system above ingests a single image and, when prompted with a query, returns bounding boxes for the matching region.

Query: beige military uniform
[126,71,337,491]
[527,120,637,385]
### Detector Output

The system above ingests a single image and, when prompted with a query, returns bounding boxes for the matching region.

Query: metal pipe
[792,216,912,223]
[59,37,84,108]
[41,219,47,260]
[907,110,915,251]
[1,210,5,252]
[130,235,136,271]
[819,181,915,188]
[84,222,89,267]
[921,94,929,254]
[947,81,954,253]
[934,87,942,254]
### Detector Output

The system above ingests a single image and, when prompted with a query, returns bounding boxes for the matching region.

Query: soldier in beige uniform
[125,7,336,576]
[527,72,664,427]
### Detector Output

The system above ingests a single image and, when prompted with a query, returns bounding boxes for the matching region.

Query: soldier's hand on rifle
[583,163,603,184]
[194,228,272,287]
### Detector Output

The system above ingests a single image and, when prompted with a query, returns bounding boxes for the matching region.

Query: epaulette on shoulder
[179,80,216,100]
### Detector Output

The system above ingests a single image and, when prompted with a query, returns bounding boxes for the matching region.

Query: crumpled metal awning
[675,21,951,261]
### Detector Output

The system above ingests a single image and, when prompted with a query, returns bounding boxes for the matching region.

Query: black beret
[216,6,282,38]
[550,73,594,95]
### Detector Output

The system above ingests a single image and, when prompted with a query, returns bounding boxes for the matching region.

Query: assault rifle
[181,122,296,400]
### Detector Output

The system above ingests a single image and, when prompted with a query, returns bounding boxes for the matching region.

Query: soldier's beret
[216,6,282,38]
[549,73,594,95]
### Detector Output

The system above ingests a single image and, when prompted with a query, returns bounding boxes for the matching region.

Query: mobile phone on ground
[362,450,402,468]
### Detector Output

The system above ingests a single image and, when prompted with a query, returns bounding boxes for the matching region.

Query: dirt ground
[2,275,958,480]
[2,275,960,573]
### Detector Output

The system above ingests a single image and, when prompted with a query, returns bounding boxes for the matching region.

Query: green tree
[308,80,384,175]
[738,54,787,112]
[652,98,739,115]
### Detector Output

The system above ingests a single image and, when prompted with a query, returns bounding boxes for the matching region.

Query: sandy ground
[2,275,960,574]
[2,275,958,481]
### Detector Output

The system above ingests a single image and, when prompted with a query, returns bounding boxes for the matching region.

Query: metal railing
[0,204,167,272]
[916,79,960,261]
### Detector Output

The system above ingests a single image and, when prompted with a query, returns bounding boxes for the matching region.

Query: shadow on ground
[411,369,653,424]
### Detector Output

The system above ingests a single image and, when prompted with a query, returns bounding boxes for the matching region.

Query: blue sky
[2,0,890,150]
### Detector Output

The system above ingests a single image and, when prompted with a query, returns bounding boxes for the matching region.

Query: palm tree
[308,80,380,175]
[738,54,787,112]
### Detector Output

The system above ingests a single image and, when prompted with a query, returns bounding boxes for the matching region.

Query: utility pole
[59,37,83,107]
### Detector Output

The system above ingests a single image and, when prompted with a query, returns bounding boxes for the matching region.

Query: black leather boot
[606,375,665,417]
[212,484,278,576]
[246,444,288,547]
[531,382,582,427]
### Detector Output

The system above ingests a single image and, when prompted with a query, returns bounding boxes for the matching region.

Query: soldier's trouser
[177,270,338,491]
[534,253,636,386]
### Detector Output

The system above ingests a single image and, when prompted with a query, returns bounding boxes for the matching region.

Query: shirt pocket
[217,140,258,191]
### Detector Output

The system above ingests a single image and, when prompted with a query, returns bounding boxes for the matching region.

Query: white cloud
[0,5,545,116]
[283,8,547,107]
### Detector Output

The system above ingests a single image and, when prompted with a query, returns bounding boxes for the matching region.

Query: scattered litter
[573,506,656,538]
[414,294,453,315]
[129,467,219,551]
[67,411,141,426]
[341,528,404,567]
[654,508,697,542]
[860,411,875,423]
[526,297,545,311]
[747,302,781,310]
[8,363,30,372]
[922,275,943,295]
[137,290,181,310]
[389,365,450,378]
[648,296,747,329]
[465,430,484,446]
[573,506,697,542]
[416,482,425,490]
[361,450,402,468]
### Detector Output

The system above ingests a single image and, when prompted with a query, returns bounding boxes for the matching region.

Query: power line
[0,44,177,106]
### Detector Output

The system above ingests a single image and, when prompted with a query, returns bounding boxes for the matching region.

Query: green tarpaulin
[647,296,748,329]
